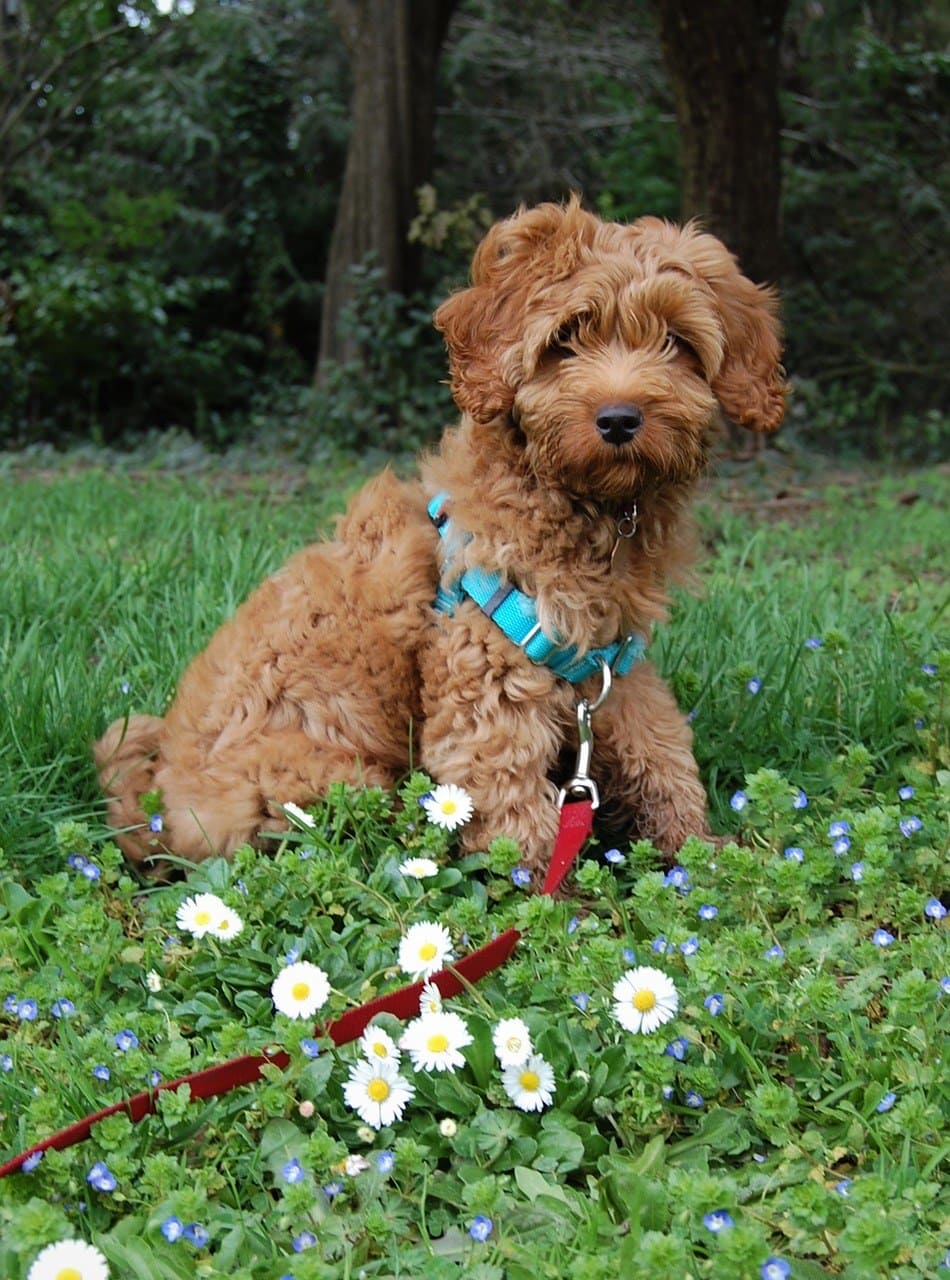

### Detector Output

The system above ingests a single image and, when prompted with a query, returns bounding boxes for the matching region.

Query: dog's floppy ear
[435,199,593,423]
[635,220,787,434]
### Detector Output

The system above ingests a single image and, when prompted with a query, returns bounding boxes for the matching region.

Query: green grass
[0,453,947,1279]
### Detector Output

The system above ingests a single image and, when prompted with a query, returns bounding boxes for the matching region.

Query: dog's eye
[547,324,579,360]
[664,331,700,363]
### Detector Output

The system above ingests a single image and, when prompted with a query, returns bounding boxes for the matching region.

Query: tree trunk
[653,0,789,286]
[317,0,458,373]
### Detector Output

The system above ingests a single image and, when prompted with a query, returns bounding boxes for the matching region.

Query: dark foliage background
[0,0,946,457]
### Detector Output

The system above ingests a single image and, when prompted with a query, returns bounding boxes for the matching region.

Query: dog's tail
[94,714,166,870]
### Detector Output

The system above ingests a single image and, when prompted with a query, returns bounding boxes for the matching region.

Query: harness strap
[428,493,645,683]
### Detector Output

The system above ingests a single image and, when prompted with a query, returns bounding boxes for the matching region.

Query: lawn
[0,449,947,1279]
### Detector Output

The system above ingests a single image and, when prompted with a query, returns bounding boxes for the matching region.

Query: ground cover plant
[0,453,947,1279]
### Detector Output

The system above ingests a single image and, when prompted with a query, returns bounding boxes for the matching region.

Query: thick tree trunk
[317,0,457,373]
[654,0,789,286]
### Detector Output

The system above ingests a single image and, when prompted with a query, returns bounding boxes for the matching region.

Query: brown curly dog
[95,197,785,874]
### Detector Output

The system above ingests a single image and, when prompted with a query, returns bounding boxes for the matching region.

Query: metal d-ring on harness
[557,658,612,810]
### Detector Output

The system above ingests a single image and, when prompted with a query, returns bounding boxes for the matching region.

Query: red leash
[0,800,594,1179]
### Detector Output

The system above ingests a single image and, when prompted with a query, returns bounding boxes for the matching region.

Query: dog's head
[434,197,786,499]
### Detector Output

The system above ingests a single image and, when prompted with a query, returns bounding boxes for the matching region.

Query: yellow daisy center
[367,1078,391,1102]
[194,910,212,927]
[440,800,457,814]
[419,942,438,962]
[216,919,230,931]
[632,988,656,1012]
[505,1036,523,1053]
[427,1033,450,1053]
[519,1070,540,1092]
[55,1270,82,1280]
[291,981,311,1002]
[371,1042,388,1057]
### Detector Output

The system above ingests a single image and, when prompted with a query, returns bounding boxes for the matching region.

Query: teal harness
[428,493,646,685]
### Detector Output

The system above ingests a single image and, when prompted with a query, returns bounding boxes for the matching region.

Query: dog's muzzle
[595,403,643,446]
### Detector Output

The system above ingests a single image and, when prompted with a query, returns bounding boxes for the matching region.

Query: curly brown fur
[95,197,786,874]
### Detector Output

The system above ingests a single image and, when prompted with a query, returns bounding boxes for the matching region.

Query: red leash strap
[0,803,593,1179]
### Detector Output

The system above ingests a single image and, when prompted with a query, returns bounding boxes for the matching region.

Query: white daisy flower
[343,1154,370,1176]
[359,1024,401,1067]
[209,905,244,941]
[492,1017,533,1068]
[400,1011,473,1073]
[271,961,331,1020]
[612,966,679,1035]
[439,1117,458,1137]
[398,921,454,980]
[27,1239,110,1280]
[399,856,440,879]
[422,784,474,831]
[342,1058,414,1130]
[282,801,316,828]
[501,1053,556,1112]
[145,970,162,993]
[420,981,443,1016]
[176,892,228,938]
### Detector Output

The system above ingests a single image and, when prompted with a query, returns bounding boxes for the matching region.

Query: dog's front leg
[592,660,712,858]
[417,614,574,875]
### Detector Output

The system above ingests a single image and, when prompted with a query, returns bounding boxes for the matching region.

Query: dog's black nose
[595,404,643,445]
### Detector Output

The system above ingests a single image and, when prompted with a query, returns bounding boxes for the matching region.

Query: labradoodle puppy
[95,197,785,874]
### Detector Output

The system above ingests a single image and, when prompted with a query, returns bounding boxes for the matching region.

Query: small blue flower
[570,992,590,1011]
[603,847,625,865]
[149,1069,161,1087]
[285,946,301,964]
[92,1064,111,1081]
[761,1259,791,1280]
[664,1037,689,1061]
[765,943,785,960]
[898,785,915,800]
[872,928,895,948]
[323,1179,344,1199]
[834,1178,852,1197]
[17,999,38,1022]
[746,677,762,695]
[684,1090,705,1109]
[161,1215,184,1242]
[793,788,808,809]
[679,936,700,956]
[704,993,724,1016]
[81,862,101,881]
[876,1090,897,1113]
[730,791,748,812]
[21,1150,43,1172]
[376,1149,395,1174]
[850,861,864,882]
[282,1158,305,1183]
[833,836,851,856]
[87,1161,117,1192]
[828,820,850,838]
[804,636,823,649]
[115,1029,139,1052]
[784,846,805,863]
[149,814,164,833]
[511,867,532,888]
[622,947,637,964]
[119,679,132,694]
[183,1222,209,1247]
[51,998,75,1019]
[0,1054,12,1072]
[698,903,719,920]
[293,1230,317,1252]
[3,994,17,1014]
[663,866,691,892]
[899,816,922,837]
[300,1037,321,1059]
[921,662,938,676]
[703,1209,734,1232]
[662,1084,675,1101]
[567,915,580,934]
[469,1215,493,1242]
[66,853,87,870]
[925,898,947,920]
[651,936,670,954]
[940,976,950,996]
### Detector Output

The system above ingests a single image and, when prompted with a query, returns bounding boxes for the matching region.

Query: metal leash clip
[557,659,612,810]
